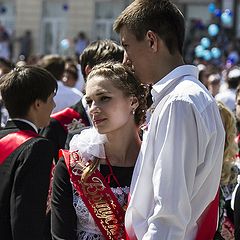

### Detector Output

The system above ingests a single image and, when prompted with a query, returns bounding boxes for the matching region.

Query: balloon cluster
[194,2,233,61]
[195,39,221,61]
[208,2,233,26]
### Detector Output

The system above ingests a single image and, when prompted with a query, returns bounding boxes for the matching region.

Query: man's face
[120,26,152,84]
[37,93,56,128]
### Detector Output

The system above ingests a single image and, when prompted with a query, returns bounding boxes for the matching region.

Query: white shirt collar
[10,118,38,133]
[151,65,199,103]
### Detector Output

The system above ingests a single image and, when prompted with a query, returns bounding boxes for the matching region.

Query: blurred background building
[0,0,239,61]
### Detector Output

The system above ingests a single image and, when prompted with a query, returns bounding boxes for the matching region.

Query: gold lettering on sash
[69,152,125,239]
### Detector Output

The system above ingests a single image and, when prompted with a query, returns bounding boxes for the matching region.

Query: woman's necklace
[104,157,129,212]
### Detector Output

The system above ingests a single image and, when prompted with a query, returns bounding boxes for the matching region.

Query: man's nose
[122,51,132,68]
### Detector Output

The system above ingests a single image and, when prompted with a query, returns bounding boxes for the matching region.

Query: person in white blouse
[38,54,83,114]
[114,0,225,239]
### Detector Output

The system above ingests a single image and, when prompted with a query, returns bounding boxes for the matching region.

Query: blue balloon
[208,3,216,13]
[211,47,221,59]
[201,37,211,49]
[221,12,232,26]
[203,50,212,61]
[225,9,232,16]
[195,45,204,58]
[60,39,70,50]
[214,9,222,17]
[208,24,219,37]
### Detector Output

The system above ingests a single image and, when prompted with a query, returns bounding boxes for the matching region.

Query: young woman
[51,62,148,240]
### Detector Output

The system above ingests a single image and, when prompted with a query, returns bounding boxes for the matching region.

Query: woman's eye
[101,96,110,101]
[86,100,92,106]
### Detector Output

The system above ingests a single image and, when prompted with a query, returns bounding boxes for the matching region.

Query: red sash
[60,149,126,240]
[126,190,220,240]
[0,130,38,164]
[51,108,84,132]
[195,189,220,240]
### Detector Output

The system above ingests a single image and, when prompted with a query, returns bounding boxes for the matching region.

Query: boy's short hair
[0,65,57,118]
[113,0,185,55]
[79,39,124,80]
[37,54,65,80]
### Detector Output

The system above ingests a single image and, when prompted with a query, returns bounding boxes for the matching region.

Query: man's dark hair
[0,65,57,118]
[79,39,124,80]
[113,0,185,55]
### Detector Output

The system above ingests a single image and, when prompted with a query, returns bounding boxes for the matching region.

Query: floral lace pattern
[72,186,129,240]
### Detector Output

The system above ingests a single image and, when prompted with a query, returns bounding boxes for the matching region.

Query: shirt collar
[10,118,38,133]
[151,65,199,103]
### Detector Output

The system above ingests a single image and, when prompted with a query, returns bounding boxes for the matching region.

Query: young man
[0,66,57,240]
[40,39,124,162]
[114,0,225,239]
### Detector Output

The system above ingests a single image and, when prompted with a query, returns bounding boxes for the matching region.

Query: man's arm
[10,138,53,240]
[143,101,201,239]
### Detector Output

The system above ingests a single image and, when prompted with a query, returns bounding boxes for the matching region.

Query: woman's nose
[89,102,100,114]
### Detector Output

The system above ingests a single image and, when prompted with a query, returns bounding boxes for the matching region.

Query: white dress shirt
[52,81,83,113]
[125,65,225,240]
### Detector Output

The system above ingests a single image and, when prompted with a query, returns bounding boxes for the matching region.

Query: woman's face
[85,75,135,134]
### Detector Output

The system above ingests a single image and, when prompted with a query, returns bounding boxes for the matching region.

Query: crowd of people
[0,0,240,239]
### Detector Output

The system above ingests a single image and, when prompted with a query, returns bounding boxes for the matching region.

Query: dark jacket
[0,120,54,240]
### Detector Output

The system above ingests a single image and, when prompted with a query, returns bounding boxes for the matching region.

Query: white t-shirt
[52,81,83,113]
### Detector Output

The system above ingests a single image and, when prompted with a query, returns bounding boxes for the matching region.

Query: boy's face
[120,26,153,84]
[36,92,56,128]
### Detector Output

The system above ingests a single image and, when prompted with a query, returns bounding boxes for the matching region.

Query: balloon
[203,50,212,61]
[225,9,232,16]
[208,3,216,13]
[211,47,221,59]
[228,52,239,64]
[208,24,219,37]
[62,3,69,11]
[60,39,70,50]
[200,37,211,49]
[195,45,204,58]
[214,9,222,17]
[221,11,232,26]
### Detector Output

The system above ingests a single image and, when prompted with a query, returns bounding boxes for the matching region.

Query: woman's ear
[130,96,139,111]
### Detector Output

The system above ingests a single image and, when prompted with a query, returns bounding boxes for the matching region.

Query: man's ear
[33,99,41,111]
[85,65,92,77]
[146,30,159,52]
